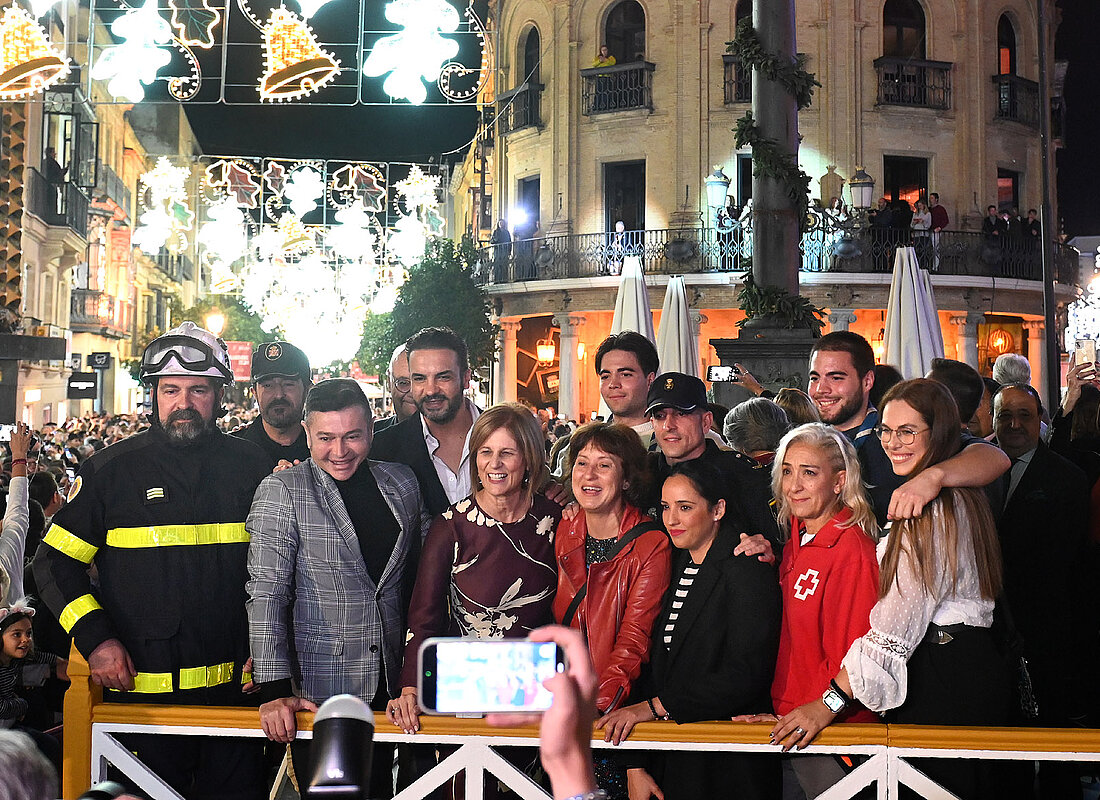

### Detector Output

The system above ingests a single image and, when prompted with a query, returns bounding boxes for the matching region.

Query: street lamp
[205,309,226,337]
[848,166,875,211]
[704,165,731,225]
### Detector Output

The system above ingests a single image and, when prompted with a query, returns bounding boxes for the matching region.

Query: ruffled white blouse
[841,498,994,712]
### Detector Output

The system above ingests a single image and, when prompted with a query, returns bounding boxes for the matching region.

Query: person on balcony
[911,199,932,268]
[42,148,66,216]
[929,192,950,270]
[592,46,616,111]
[593,44,616,68]
[489,218,512,283]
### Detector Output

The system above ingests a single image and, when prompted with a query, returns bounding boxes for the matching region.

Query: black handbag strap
[561,522,662,627]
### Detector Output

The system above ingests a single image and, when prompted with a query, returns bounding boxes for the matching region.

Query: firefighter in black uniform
[33,321,271,800]
[233,341,311,467]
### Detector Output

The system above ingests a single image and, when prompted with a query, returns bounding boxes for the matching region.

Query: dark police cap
[645,372,707,416]
[251,341,311,383]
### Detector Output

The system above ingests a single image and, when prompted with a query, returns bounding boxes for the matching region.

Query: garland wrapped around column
[727,18,819,233]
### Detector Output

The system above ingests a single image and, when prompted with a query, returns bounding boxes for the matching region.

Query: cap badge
[665,377,674,390]
[265,343,282,360]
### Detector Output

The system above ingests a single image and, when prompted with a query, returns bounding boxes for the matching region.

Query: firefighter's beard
[162,408,213,445]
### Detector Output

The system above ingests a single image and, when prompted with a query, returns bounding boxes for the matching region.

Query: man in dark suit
[370,327,478,517]
[374,343,418,434]
[995,382,1093,798]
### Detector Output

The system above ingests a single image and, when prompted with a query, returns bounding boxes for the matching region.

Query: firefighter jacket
[32,426,271,703]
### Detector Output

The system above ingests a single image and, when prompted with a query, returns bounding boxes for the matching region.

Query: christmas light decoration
[27,0,60,19]
[91,0,173,103]
[326,201,375,261]
[277,213,315,254]
[387,212,427,265]
[0,6,70,99]
[436,1,489,102]
[133,157,193,255]
[294,0,335,19]
[284,166,324,217]
[259,7,339,102]
[198,196,248,266]
[169,0,221,48]
[362,0,459,105]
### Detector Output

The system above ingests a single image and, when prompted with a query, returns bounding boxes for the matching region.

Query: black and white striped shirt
[663,561,701,648]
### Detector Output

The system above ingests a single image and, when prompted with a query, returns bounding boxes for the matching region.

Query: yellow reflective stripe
[179,661,235,690]
[126,661,239,694]
[42,525,98,564]
[242,670,252,685]
[106,523,249,549]
[131,672,174,694]
[58,594,103,633]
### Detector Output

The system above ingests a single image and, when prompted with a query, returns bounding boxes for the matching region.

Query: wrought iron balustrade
[475,218,1080,287]
[993,74,1040,127]
[93,160,132,214]
[70,287,132,338]
[873,57,952,110]
[497,83,542,133]
[722,54,751,104]
[27,167,89,237]
[581,61,655,115]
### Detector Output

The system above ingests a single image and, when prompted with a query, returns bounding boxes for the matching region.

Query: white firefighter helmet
[139,321,234,385]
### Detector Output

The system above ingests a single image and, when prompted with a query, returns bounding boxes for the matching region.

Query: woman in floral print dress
[391,403,563,729]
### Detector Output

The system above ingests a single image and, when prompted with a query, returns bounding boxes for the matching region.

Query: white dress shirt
[421,400,481,505]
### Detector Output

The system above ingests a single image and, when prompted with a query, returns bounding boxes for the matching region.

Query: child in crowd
[0,598,67,769]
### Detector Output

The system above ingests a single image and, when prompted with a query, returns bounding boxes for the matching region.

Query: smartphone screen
[418,638,565,714]
[0,425,13,442]
[1076,339,1097,368]
[706,365,740,382]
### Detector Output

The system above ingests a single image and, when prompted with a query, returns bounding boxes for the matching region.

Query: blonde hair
[468,403,550,507]
[771,423,878,541]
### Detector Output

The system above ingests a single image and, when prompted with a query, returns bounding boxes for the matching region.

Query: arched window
[605,0,645,63]
[998,14,1016,75]
[522,27,540,84]
[734,0,751,27]
[883,0,926,60]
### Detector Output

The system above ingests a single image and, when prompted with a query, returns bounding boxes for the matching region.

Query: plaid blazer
[246,458,431,703]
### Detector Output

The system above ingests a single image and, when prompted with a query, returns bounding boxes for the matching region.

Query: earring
[522,470,530,487]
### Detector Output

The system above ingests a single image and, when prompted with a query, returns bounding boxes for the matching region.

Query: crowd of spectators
[1,325,1099,800]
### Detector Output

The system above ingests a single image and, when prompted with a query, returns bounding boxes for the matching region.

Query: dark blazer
[640,524,781,800]
[999,440,1093,721]
[370,412,450,517]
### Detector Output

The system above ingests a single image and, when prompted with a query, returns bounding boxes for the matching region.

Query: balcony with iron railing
[93,160,132,215]
[993,74,1040,128]
[70,287,133,338]
[497,83,542,134]
[581,61,655,115]
[26,167,89,238]
[475,218,1080,286]
[152,248,195,283]
[873,57,953,110]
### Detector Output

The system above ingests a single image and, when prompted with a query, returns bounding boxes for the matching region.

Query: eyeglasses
[393,378,411,391]
[873,425,929,445]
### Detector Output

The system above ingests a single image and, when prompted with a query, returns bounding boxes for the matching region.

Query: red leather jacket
[552,506,671,712]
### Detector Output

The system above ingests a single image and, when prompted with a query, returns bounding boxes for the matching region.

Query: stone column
[690,311,708,376]
[1024,320,1048,409]
[950,312,985,370]
[497,319,522,404]
[553,313,586,420]
[827,308,857,332]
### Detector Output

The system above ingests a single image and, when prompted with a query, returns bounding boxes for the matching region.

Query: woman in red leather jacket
[553,422,671,799]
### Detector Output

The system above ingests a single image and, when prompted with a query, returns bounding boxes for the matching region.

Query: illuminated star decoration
[90,0,173,103]
[133,157,193,254]
[199,196,248,269]
[284,167,324,217]
[387,165,443,266]
[362,0,459,105]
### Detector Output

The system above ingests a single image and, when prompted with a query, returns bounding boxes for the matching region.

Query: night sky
[182,0,1100,237]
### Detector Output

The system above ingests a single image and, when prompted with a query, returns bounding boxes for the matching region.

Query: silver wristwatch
[822,686,847,713]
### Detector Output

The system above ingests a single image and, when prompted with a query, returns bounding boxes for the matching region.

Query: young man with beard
[808,332,1008,525]
[234,341,311,466]
[32,322,271,800]
[370,327,480,516]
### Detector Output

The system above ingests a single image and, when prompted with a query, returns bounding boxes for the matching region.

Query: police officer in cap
[234,341,311,467]
[33,321,270,800]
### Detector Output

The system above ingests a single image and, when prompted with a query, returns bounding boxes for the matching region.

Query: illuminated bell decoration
[536,336,556,365]
[259,8,339,102]
[0,7,70,99]
[277,213,315,254]
[988,329,1013,356]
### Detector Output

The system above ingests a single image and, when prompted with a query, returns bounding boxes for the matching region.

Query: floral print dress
[399,494,562,687]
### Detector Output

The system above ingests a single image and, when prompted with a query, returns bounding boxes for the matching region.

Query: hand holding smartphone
[1075,339,1097,377]
[418,637,566,715]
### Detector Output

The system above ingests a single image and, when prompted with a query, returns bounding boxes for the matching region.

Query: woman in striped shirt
[596,460,781,800]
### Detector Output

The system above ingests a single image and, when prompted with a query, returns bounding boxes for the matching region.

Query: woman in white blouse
[771,379,1011,799]
[911,200,933,268]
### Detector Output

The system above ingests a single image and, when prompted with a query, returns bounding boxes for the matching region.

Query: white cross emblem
[794,569,820,600]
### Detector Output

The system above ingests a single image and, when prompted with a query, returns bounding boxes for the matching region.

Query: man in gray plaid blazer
[246,378,430,795]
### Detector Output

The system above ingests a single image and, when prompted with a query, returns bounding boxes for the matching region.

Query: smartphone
[0,424,13,442]
[1075,339,1097,369]
[418,638,566,715]
[706,365,741,382]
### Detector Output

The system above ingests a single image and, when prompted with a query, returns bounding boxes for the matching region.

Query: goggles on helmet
[140,334,234,384]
